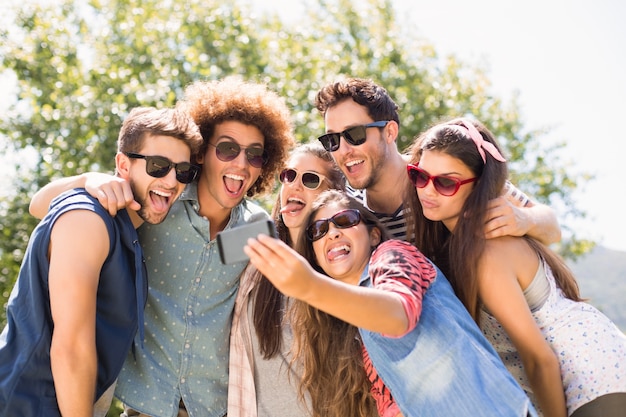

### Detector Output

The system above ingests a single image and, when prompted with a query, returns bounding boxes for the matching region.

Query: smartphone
[216,219,277,264]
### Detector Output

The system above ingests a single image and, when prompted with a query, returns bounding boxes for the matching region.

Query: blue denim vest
[0,189,146,416]
[359,262,537,417]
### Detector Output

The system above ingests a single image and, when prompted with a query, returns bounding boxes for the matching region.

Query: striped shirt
[347,185,408,241]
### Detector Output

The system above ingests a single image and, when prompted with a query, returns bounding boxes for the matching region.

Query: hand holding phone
[216,219,277,264]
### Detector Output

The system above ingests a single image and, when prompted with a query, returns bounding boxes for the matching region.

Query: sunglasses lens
[333,210,361,228]
[245,147,266,168]
[175,163,199,184]
[307,220,328,242]
[145,156,172,178]
[279,168,297,183]
[215,142,240,162]
[343,126,367,146]
[318,133,340,152]
[301,172,322,190]
[433,177,458,196]
[318,123,377,152]
[408,164,470,197]
[307,210,361,241]
[214,142,266,168]
[408,168,429,188]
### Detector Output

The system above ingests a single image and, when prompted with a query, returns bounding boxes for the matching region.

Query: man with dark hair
[314,77,561,244]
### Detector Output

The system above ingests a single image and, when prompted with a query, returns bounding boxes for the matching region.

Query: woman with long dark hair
[228,142,373,416]
[245,189,536,417]
[405,117,626,417]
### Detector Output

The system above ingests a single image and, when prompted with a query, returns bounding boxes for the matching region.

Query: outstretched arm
[244,234,410,336]
[484,183,561,245]
[30,172,139,219]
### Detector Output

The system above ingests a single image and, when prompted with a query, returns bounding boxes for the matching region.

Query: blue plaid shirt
[115,182,268,417]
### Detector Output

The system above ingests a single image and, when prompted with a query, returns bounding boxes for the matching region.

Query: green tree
[1,0,590,328]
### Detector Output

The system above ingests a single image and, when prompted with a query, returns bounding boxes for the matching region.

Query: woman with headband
[404,118,626,417]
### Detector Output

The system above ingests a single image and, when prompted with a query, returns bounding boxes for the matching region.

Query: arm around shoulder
[487,182,562,245]
[521,201,562,245]
[30,172,136,219]
[29,174,88,219]
[506,182,561,244]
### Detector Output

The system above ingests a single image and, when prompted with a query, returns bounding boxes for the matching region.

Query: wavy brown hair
[314,77,400,127]
[117,106,202,157]
[176,76,295,196]
[288,190,390,417]
[405,118,581,323]
[252,142,346,359]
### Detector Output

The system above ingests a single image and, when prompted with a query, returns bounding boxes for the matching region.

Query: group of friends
[0,76,625,417]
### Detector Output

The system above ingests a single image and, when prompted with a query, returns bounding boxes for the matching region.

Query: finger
[245,237,276,264]
[487,195,505,205]
[106,187,126,216]
[484,216,508,239]
[119,183,141,212]
[486,197,507,216]
[486,197,500,210]
[485,224,507,239]
[247,236,302,277]
[483,206,501,227]
[92,187,118,217]
[245,239,280,278]
[256,234,294,259]
[129,199,142,212]
[102,183,135,216]
[111,184,129,208]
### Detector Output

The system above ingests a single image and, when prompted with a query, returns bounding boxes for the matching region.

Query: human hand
[84,172,140,216]
[244,234,316,300]
[484,196,531,239]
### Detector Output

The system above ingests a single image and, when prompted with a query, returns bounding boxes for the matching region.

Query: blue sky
[2,0,625,251]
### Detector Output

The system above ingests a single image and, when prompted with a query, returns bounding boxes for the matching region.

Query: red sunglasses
[407,164,476,196]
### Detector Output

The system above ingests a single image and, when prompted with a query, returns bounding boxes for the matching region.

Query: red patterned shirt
[362,240,438,416]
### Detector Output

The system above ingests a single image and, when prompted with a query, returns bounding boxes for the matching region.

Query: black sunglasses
[124,152,200,184]
[306,209,362,241]
[279,168,328,190]
[208,141,268,168]
[407,164,477,197]
[317,121,390,152]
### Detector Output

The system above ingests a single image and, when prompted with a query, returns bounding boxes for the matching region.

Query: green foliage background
[1,0,591,330]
